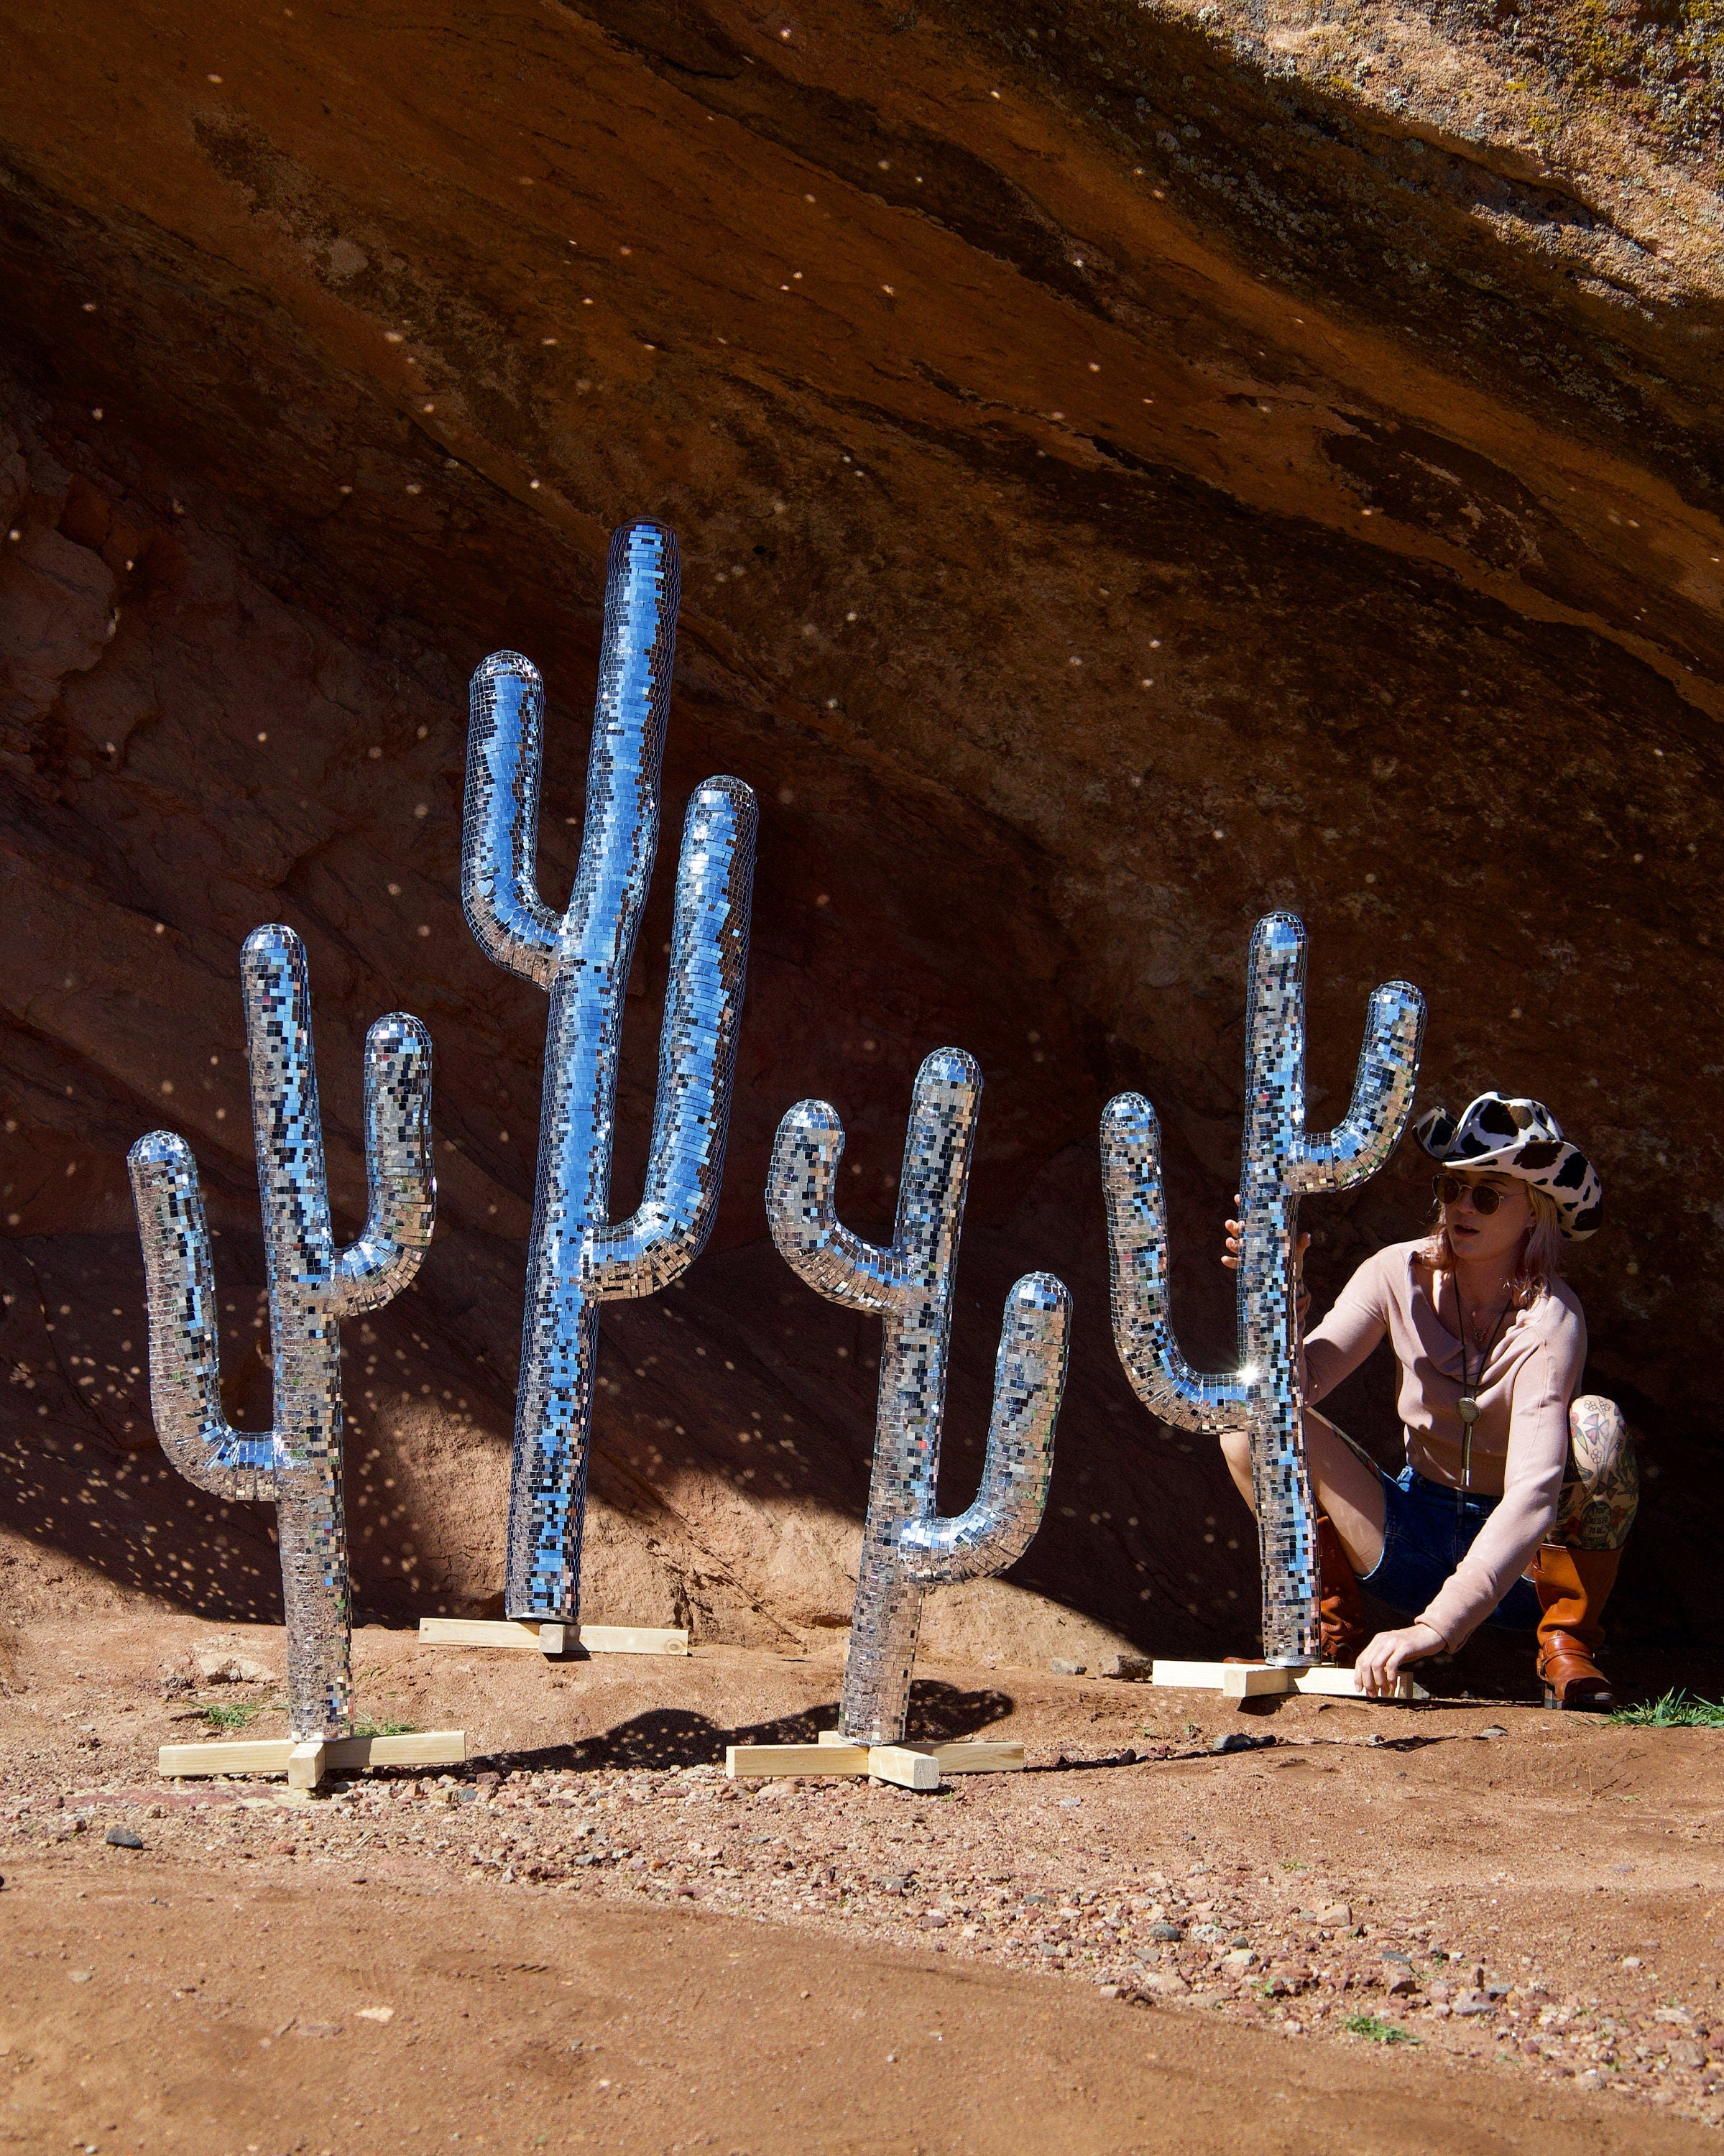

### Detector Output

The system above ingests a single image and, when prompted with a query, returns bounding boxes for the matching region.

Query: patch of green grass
[200,1702,258,1731]
[1608,1689,1724,1729]
[1344,2014,1421,2046]
[351,1717,418,1738]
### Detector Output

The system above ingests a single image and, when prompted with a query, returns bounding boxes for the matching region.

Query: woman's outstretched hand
[1353,1621,1445,1698]
[1222,1196,1311,1315]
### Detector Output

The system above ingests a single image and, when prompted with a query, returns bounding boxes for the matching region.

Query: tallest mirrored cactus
[1102,914,1424,1664]
[464,520,757,1622]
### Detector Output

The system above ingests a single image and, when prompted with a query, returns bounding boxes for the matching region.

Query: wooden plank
[918,1740,1025,1774]
[726,1743,872,1778]
[1148,1658,1426,1702]
[821,1730,1025,1774]
[1222,1664,1294,1699]
[1292,1667,1428,1702]
[1156,1659,1301,1697]
[1157,1659,1304,1693]
[725,1739,945,1789]
[160,1738,295,1777]
[418,1618,545,1651]
[866,1746,941,1792]
[416,1618,689,1657]
[577,1624,689,1657]
[323,1730,467,1772]
[1150,1659,1235,1690]
[287,1739,326,1792]
[160,1728,469,1781]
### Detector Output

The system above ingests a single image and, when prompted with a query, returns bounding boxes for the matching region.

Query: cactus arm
[331,1013,438,1315]
[462,650,561,988]
[517,530,682,1305]
[892,1049,979,1277]
[586,775,759,1296]
[241,926,336,1280]
[566,520,679,969]
[890,1271,1069,1585]
[765,1100,911,1312]
[126,1131,285,1500]
[538,520,682,1277]
[1101,1092,1253,1431]
[1294,981,1427,1192]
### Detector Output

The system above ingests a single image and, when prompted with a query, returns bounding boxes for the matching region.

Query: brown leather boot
[1317,1513,1368,1667]
[1531,1545,1622,1710]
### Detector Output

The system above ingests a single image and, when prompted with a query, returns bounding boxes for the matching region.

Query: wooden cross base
[415,1618,689,1657]
[1150,1659,1426,1702]
[158,1728,468,1793]
[726,1729,1026,1791]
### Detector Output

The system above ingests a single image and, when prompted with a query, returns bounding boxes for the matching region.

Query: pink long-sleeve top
[1301,1240,1587,1649]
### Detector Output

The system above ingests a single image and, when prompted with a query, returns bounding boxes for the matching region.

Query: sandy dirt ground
[4,1616,1724,2154]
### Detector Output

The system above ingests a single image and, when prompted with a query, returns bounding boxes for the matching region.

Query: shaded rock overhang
[0,0,1719,1652]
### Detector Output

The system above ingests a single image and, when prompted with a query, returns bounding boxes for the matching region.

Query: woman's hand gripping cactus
[769,1049,1071,1744]
[463,520,757,1622]
[1102,913,1424,1664]
[128,926,434,1740]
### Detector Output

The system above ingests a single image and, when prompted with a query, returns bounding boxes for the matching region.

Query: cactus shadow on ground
[466,1681,1018,1775]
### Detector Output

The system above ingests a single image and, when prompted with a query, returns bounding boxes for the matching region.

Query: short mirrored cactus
[128,925,434,1738]
[770,1049,1071,1743]
[1102,913,1424,1664]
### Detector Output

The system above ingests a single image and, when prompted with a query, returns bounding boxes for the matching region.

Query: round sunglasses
[1432,1174,1507,1214]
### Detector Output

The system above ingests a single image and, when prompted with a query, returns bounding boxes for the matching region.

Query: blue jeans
[1360,1465,1542,1632]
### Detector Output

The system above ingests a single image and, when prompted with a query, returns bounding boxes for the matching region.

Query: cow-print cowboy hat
[1414,1092,1603,1241]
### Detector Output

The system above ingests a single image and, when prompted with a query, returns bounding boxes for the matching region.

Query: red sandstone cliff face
[1,0,1719,1664]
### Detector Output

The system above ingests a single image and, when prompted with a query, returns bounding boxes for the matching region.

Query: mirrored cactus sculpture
[769,1049,1071,1743]
[1102,913,1424,1664]
[464,520,757,1622]
[128,926,435,1741]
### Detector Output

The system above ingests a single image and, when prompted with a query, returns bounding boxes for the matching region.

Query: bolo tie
[1455,1291,1511,1494]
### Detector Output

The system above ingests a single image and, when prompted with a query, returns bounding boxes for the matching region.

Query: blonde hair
[1419,1183,1564,1306]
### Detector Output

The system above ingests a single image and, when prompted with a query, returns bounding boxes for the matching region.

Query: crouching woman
[1223,1092,1636,1707]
